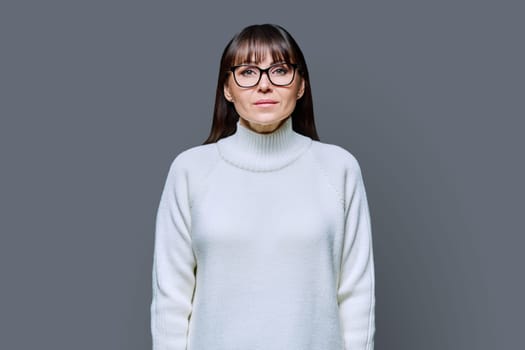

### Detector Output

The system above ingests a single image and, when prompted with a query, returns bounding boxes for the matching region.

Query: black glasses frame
[229,63,298,88]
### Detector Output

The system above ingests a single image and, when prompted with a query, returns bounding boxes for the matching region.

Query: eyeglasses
[229,62,298,88]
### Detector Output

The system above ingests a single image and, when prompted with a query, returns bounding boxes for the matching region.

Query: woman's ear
[297,78,305,100]
[224,83,234,102]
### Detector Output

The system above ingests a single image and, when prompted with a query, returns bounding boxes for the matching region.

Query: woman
[151,24,376,350]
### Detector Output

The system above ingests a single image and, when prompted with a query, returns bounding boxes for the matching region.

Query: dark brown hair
[202,24,320,144]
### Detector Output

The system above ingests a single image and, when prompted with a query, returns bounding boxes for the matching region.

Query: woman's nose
[257,72,272,91]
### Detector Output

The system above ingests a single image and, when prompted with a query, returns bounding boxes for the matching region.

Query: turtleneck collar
[216,117,312,172]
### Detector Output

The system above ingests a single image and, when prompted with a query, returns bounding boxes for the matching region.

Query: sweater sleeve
[337,160,376,350]
[151,158,196,350]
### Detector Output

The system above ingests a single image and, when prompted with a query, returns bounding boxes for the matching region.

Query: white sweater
[151,116,376,350]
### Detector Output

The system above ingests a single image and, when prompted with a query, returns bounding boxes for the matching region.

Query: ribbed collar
[216,117,312,172]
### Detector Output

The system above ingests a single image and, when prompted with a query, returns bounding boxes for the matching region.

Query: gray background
[1,1,523,349]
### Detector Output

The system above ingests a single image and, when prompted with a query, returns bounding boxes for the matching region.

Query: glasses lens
[268,63,295,86]
[234,66,260,87]
[234,63,295,87]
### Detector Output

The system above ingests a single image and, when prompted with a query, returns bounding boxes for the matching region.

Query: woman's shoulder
[309,140,362,174]
[309,141,368,206]
[168,143,221,175]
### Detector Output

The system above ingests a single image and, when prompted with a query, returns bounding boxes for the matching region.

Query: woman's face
[224,52,305,133]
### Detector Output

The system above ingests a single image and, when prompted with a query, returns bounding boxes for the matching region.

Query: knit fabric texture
[151,116,376,350]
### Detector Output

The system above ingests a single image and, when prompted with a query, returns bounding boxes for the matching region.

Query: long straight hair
[202,24,320,144]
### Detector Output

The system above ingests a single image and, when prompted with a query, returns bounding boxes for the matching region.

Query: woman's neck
[238,116,289,134]
[216,116,312,172]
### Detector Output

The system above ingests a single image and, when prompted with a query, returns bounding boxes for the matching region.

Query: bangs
[229,29,297,66]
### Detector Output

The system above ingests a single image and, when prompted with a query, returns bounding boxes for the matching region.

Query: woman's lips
[254,99,278,106]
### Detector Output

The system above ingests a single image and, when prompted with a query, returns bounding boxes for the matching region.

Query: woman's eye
[240,68,257,76]
[271,66,289,75]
